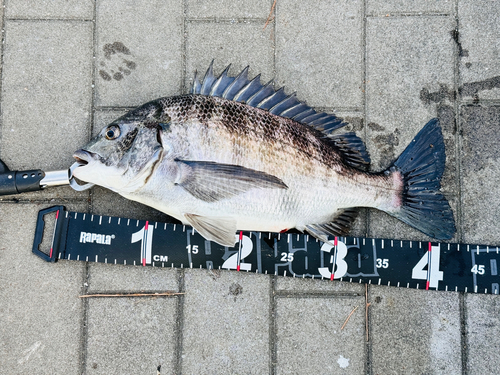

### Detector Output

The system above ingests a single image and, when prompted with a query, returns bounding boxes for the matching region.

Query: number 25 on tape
[412,244,443,288]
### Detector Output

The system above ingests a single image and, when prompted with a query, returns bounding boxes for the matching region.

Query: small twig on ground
[79,292,184,298]
[365,284,371,341]
[341,305,359,330]
[263,0,277,30]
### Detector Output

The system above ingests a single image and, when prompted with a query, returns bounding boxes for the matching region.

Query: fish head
[72,101,167,193]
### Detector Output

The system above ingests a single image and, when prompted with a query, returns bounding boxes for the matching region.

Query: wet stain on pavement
[229,283,243,301]
[460,76,500,97]
[372,128,400,167]
[420,84,456,105]
[99,42,137,82]
[450,28,469,58]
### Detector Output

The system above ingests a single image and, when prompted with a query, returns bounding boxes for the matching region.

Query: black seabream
[72,63,456,246]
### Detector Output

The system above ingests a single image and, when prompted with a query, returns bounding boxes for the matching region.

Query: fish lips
[73,149,95,167]
[71,149,102,180]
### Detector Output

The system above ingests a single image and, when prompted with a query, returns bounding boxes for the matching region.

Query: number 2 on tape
[221,234,253,271]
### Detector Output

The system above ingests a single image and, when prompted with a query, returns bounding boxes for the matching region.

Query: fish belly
[127,167,396,233]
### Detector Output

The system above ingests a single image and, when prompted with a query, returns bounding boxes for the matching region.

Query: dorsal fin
[190,62,347,134]
[324,133,371,171]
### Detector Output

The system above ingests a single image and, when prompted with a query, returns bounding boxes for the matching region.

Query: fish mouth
[73,149,93,166]
[69,149,97,191]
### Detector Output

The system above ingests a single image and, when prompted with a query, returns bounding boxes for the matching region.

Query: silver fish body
[73,65,455,246]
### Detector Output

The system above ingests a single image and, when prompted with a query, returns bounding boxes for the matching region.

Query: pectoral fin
[184,213,237,247]
[175,160,288,202]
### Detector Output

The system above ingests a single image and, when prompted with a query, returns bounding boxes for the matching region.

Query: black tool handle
[0,159,45,196]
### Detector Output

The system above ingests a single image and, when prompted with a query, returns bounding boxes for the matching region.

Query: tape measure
[32,206,500,295]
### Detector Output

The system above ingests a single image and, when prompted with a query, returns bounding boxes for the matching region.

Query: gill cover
[72,101,168,192]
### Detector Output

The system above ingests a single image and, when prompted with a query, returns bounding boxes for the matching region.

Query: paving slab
[458,0,500,101]
[365,16,455,174]
[276,276,366,293]
[85,297,177,374]
[181,269,270,374]
[95,0,183,107]
[186,0,271,19]
[460,105,500,245]
[185,21,274,91]
[370,285,462,374]
[365,16,459,249]
[5,0,93,19]
[1,1,500,374]
[366,0,453,15]
[465,294,500,374]
[0,202,87,374]
[276,296,365,374]
[276,0,363,109]
[0,20,93,199]
[88,263,178,293]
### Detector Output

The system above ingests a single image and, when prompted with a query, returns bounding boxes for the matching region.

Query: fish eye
[105,125,121,140]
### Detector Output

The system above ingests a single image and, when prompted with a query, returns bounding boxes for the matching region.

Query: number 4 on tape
[412,243,443,289]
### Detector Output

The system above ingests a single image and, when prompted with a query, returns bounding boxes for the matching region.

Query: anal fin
[305,209,359,242]
[184,213,237,247]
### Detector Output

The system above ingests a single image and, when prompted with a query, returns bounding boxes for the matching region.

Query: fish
[72,62,456,246]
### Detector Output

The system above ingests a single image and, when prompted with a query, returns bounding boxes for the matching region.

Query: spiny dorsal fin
[189,61,347,134]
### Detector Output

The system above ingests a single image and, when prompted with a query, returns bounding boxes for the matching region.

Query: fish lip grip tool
[0,158,93,196]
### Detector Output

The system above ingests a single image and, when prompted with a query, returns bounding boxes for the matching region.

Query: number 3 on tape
[412,244,443,289]
[318,240,348,279]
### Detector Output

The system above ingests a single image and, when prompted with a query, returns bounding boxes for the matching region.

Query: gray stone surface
[181,269,270,374]
[367,0,453,14]
[276,0,363,109]
[95,0,183,107]
[460,105,500,245]
[5,0,94,19]
[1,20,92,181]
[1,2,500,374]
[0,202,87,374]
[370,286,462,374]
[458,0,500,101]
[185,22,274,91]
[466,294,500,374]
[187,0,271,19]
[85,297,177,374]
[365,16,455,173]
[276,296,365,374]
[276,276,366,294]
[88,263,178,293]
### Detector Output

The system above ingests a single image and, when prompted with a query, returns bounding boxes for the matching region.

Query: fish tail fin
[387,118,455,240]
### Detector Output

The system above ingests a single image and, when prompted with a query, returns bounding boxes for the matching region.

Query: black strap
[32,206,500,295]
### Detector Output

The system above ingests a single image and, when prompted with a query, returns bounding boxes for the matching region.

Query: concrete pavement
[1,0,500,374]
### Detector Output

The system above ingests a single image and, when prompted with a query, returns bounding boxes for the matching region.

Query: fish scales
[72,64,456,246]
[158,95,372,220]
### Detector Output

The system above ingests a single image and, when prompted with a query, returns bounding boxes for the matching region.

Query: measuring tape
[32,206,500,295]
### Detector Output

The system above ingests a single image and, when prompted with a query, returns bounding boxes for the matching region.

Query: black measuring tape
[32,206,500,295]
